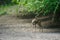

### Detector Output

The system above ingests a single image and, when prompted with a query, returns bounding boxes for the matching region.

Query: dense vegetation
[0,0,60,22]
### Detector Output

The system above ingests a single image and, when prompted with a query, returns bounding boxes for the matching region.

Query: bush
[15,0,60,17]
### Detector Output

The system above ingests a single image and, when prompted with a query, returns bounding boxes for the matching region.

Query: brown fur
[32,18,42,27]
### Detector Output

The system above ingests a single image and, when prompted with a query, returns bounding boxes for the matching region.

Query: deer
[32,17,43,32]
[32,17,41,28]
[32,16,53,32]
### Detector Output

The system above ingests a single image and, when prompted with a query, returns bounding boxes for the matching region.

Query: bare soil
[0,15,60,40]
[0,15,60,33]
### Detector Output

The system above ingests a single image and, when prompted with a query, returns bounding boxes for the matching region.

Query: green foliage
[15,0,60,16]
[0,0,12,5]
[0,12,7,16]
[0,0,60,17]
[12,0,19,4]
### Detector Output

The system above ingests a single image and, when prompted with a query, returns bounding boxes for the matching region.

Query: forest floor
[0,15,60,40]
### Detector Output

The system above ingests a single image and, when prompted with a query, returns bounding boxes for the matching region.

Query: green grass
[0,4,36,17]
[0,4,16,16]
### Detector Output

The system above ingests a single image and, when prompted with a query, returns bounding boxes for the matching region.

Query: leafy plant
[15,0,60,16]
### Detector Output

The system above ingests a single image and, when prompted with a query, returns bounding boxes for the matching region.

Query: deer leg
[41,24,43,32]
[40,25,43,32]
[34,24,36,32]
[39,22,43,32]
[35,24,36,28]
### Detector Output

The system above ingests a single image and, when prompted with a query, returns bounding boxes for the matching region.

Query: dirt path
[0,15,60,33]
[0,15,60,40]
